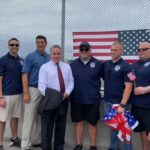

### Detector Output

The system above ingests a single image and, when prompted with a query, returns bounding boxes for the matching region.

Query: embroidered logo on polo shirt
[90,62,96,68]
[20,60,24,66]
[114,65,121,71]
[144,61,150,67]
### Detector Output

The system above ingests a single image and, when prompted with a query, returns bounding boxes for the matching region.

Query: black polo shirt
[0,53,23,95]
[103,58,132,104]
[70,57,103,104]
[131,59,150,108]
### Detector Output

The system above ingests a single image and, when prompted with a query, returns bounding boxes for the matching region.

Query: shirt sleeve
[38,66,47,96]
[65,65,74,95]
[22,54,31,73]
[0,58,5,76]
[124,63,132,83]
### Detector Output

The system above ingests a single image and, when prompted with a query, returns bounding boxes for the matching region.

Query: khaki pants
[21,87,42,150]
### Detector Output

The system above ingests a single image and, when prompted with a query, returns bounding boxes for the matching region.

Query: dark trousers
[41,101,68,150]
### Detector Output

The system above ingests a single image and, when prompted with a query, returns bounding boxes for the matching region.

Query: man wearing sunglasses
[70,42,103,150]
[103,41,133,150]
[131,42,150,150]
[0,38,23,150]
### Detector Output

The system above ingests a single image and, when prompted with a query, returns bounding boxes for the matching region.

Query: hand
[23,94,30,103]
[134,87,146,95]
[148,132,150,141]
[0,97,6,108]
[63,93,69,100]
[117,106,125,114]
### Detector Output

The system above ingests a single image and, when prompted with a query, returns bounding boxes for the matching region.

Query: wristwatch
[119,103,126,108]
[144,87,149,94]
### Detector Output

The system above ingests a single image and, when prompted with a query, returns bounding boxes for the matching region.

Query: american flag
[73,29,150,63]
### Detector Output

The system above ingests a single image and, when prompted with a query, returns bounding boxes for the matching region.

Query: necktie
[57,63,65,93]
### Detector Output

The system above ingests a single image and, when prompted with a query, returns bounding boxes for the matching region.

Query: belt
[29,85,38,88]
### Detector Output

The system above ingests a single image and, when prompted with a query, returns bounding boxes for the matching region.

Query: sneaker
[108,148,121,150]
[73,144,83,150]
[0,145,4,150]
[89,146,97,150]
[8,137,21,147]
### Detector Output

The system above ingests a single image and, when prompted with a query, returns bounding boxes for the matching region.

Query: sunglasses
[137,48,150,52]
[80,47,89,52]
[9,44,19,47]
[111,49,118,52]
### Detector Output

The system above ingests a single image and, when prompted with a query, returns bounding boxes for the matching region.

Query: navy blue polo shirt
[103,58,132,104]
[70,57,103,104]
[22,50,49,87]
[0,52,23,95]
[131,59,150,108]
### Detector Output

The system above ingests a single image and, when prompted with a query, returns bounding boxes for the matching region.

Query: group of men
[0,35,150,150]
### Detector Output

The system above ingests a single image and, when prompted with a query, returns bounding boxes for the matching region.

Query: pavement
[3,140,108,150]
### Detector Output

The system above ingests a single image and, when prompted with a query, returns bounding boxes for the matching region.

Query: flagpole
[61,0,66,61]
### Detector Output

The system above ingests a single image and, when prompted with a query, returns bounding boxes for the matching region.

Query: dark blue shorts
[131,106,150,135]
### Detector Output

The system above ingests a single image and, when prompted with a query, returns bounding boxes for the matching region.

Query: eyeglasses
[9,44,19,47]
[137,48,150,52]
[80,47,89,52]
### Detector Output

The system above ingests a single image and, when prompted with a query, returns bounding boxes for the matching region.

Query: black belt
[29,85,38,88]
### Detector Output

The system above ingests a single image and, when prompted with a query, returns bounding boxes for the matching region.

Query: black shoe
[73,144,83,150]
[32,143,42,147]
[0,145,4,150]
[9,137,21,147]
[108,148,121,150]
[90,146,97,150]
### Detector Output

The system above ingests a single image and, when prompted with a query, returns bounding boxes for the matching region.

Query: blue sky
[0,0,150,60]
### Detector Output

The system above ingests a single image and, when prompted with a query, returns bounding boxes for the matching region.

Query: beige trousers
[21,87,42,150]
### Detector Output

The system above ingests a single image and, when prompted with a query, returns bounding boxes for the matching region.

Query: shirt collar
[111,57,123,65]
[50,60,62,66]
[139,58,150,63]
[36,49,47,56]
[7,52,19,59]
[79,56,93,64]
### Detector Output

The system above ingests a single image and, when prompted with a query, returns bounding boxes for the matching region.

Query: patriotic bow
[102,104,139,144]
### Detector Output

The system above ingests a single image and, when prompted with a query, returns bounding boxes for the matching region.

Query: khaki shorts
[0,94,23,122]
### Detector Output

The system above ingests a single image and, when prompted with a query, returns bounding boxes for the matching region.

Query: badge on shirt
[90,62,96,68]
[144,61,150,67]
[114,65,121,71]
[20,60,24,66]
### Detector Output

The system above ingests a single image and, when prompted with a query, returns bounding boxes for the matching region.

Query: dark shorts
[131,106,150,135]
[71,102,100,126]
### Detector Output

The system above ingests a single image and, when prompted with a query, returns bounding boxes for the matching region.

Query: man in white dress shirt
[38,45,74,150]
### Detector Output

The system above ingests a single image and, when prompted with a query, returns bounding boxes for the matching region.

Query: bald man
[131,42,150,150]
[103,42,133,150]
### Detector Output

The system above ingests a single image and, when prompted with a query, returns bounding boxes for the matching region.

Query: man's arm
[117,82,133,113]
[134,86,150,95]
[0,76,6,108]
[22,73,30,103]
[22,54,32,103]
[0,76,3,97]
[64,66,74,99]
[38,66,47,96]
